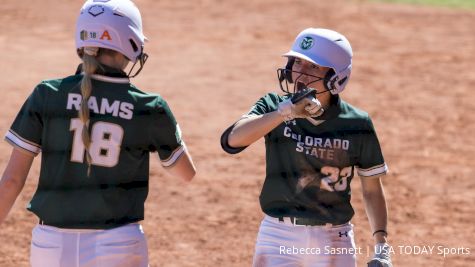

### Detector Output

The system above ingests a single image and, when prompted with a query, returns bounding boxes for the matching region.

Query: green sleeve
[247,93,281,116]
[5,85,44,156]
[357,117,388,177]
[149,97,184,167]
[221,93,282,154]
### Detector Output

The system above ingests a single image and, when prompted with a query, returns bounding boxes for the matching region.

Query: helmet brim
[283,51,333,70]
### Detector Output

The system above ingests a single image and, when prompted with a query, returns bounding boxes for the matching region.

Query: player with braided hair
[0,1,195,266]
[221,28,392,267]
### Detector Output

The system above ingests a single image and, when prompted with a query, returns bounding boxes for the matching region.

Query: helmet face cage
[127,50,149,78]
[277,67,325,95]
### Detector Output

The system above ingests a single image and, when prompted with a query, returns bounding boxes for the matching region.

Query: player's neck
[317,93,332,109]
[97,54,129,71]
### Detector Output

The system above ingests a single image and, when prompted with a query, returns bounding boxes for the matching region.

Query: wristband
[373,230,388,237]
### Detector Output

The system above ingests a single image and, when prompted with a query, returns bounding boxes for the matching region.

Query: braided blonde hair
[79,47,100,176]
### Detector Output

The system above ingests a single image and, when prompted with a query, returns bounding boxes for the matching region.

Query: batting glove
[278,90,324,121]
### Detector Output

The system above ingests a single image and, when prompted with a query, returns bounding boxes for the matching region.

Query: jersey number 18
[69,119,124,168]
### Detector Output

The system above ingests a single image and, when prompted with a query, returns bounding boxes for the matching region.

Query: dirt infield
[0,0,474,266]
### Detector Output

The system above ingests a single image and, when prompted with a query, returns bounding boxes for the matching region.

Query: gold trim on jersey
[90,74,130,84]
[5,129,41,155]
[357,163,388,177]
[161,144,186,167]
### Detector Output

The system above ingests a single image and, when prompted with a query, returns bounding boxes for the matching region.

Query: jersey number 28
[70,119,124,167]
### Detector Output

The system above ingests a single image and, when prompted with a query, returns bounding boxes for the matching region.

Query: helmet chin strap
[127,52,149,78]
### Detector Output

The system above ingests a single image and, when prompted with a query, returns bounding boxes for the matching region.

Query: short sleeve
[246,93,282,117]
[5,85,44,156]
[149,97,184,167]
[221,93,280,154]
[356,117,388,178]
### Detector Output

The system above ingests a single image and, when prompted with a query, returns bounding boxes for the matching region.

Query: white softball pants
[252,215,357,267]
[30,223,148,267]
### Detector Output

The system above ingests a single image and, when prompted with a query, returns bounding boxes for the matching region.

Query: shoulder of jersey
[262,91,287,102]
[128,86,164,101]
[126,87,169,110]
[339,99,370,120]
[36,75,83,92]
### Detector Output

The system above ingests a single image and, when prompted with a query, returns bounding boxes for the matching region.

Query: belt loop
[278,217,284,222]
[325,223,332,229]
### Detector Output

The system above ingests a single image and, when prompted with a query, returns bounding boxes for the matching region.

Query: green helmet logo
[300,36,314,50]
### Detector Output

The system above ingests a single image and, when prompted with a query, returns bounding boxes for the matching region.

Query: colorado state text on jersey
[283,126,349,160]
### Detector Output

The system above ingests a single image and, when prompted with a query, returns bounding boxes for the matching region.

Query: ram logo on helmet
[300,37,314,50]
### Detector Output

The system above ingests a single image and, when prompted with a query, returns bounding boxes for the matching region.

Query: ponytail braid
[79,47,100,176]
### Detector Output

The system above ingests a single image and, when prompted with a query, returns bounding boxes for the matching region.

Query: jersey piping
[161,144,185,167]
[357,163,388,177]
[5,129,41,155]
[90,74,130,84]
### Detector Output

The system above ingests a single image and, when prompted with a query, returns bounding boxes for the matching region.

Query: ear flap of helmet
[127,50,149,78]
[324,69,336,92]
[324,65,352,94]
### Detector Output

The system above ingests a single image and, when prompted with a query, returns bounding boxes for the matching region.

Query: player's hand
[367,243,393,267]
[278,90,324,121]
[293,96,323,118]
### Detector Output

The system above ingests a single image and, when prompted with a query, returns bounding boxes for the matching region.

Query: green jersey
[247,93,387,225]
[5,66,184,229]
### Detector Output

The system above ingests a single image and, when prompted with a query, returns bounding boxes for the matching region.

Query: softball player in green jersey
[221,28,392,267]
[0,1,195,266]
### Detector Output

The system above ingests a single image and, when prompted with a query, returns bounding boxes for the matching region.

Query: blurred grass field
[373,0,475,9]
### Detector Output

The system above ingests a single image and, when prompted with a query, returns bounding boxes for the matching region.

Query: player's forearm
[362,181,388,244]
[164,149,196,182]
[228,112,283,147]
[0,175,25,224]
[0,149,34,224]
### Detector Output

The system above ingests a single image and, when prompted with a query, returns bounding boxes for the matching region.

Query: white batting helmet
[75,0,147,63]
[284,28,353,94]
